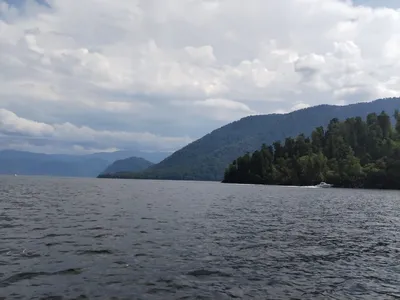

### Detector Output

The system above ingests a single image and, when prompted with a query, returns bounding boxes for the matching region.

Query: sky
[0,0,399,154]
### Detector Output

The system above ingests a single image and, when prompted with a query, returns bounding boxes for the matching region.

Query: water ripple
[1,176,400,299]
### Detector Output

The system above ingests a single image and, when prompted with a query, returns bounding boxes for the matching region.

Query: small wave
[40,233,72,239]
[226,287,244,298]
[157,277,173,284]
[0,223,20,229]
[240,243,269,250]
[187,269,231,278]
[41,294,88,300]
[0,272,47,287]
[93,233,109,238]
[55,268,83,275]
[3,248,41,258]
[134,253,147,257]
[146,287,174,295]
[45,242,62,247]
[144,281,156,286]
[32,227,47,231]
[85,226,104,231]
[0,216,13,222]
[21,249,41,258]
[0,267,83,287]
[76,249,113,255]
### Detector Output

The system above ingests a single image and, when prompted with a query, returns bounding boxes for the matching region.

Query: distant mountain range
[4,98,400,180]
[82,150,170,164]
[0,149,168,178]
[99,157,154,177]
[124,97,400,181]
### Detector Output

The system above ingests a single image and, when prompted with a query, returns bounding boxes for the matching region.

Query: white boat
[315,182,332,188]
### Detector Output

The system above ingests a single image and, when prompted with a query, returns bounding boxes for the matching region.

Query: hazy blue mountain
[100,157,153,175]
[84,150,170,164]
[0,149,168,177]
[129,97,400,181]
[0,151,106,177]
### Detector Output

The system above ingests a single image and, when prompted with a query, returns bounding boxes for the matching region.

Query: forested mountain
[123,98,400,181]
[99,157,153,177]
[0,150,166,178]
[84,150,168,164]
[223,109,400,189]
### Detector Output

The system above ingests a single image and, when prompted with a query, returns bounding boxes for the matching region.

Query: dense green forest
[113,98,400,181]
[223,110,400,189]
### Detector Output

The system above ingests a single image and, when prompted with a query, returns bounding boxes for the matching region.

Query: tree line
[223,110,400,189]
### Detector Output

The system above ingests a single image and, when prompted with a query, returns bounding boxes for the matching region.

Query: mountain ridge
[125,97,400,181]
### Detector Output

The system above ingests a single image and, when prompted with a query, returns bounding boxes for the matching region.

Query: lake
[1,176,400,299]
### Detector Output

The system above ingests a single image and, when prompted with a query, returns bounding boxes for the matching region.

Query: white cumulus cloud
[0,0,399,153]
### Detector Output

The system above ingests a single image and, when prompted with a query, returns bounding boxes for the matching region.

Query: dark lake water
[1,176,400,299]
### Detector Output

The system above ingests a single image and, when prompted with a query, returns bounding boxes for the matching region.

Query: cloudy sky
[0,0,399,154]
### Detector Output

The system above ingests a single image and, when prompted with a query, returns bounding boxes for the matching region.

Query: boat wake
[301,182,332,189]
